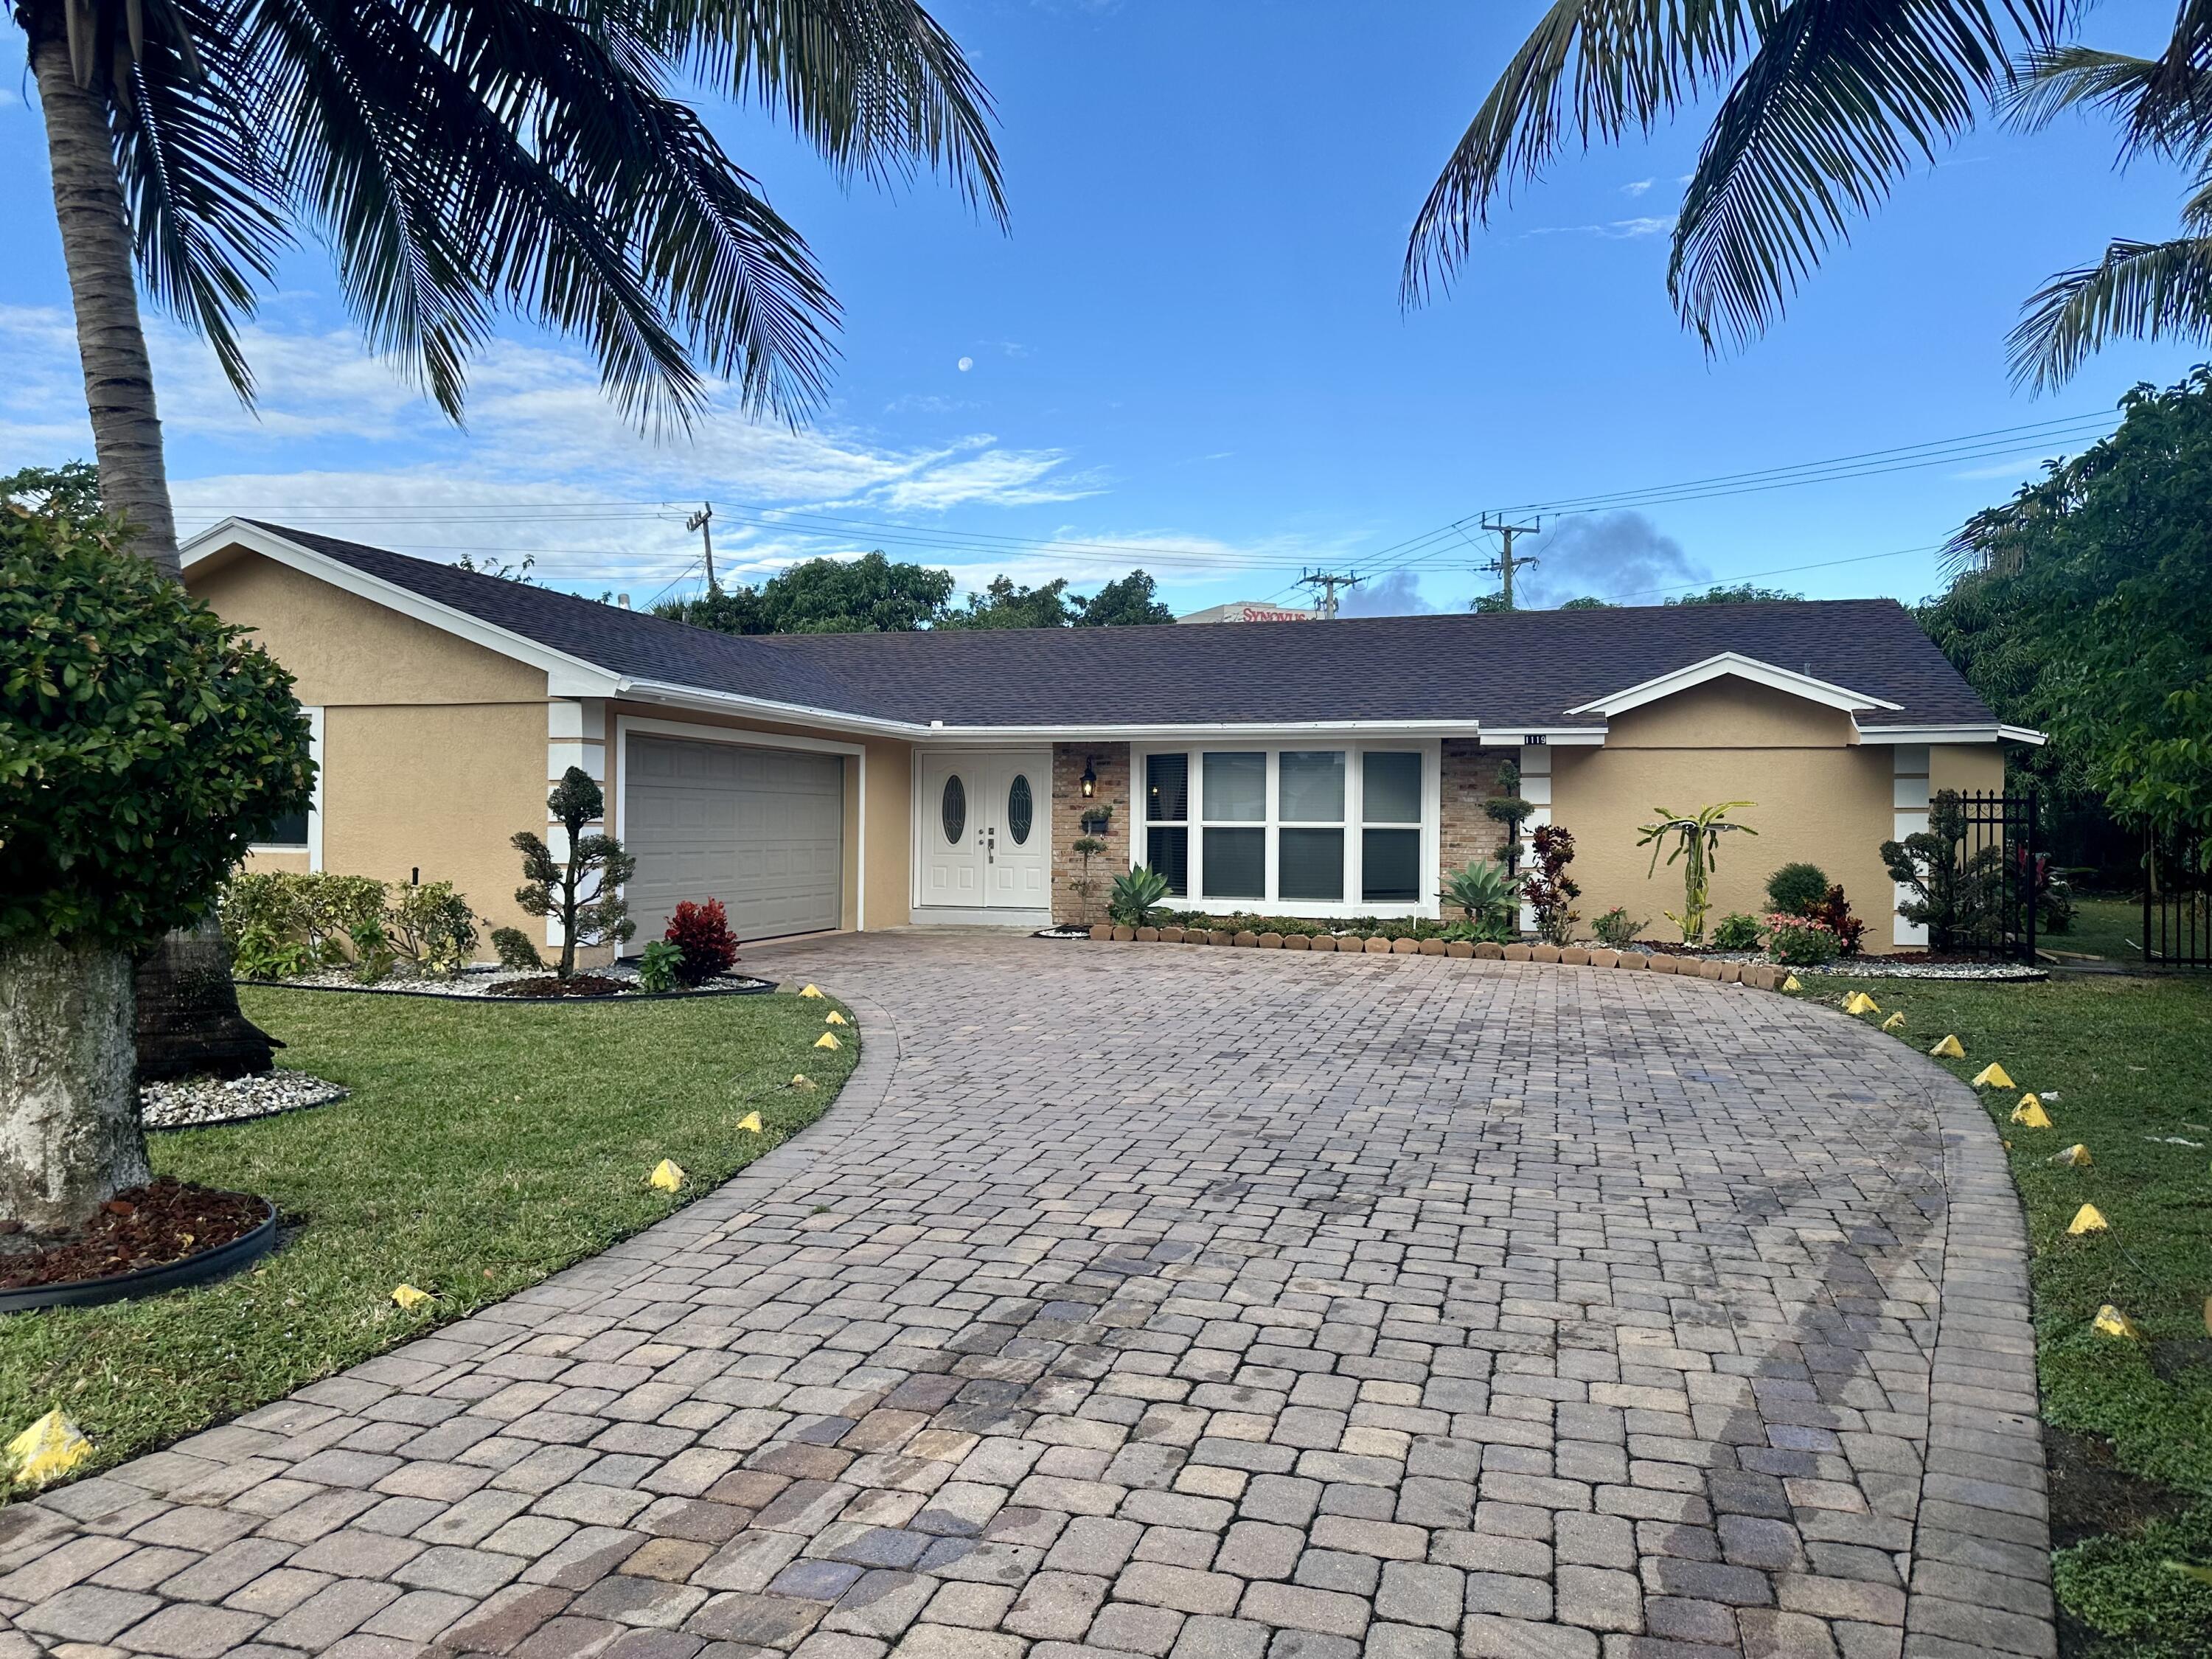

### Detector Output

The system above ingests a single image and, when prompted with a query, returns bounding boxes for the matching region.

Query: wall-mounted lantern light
[1079,759,1097,799]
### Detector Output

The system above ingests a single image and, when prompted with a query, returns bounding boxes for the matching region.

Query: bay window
[1135,743,1435,915]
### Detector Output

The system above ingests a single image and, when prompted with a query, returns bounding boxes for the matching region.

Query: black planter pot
[0,1198,279,1315]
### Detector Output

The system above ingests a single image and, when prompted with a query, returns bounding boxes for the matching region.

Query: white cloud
[1621,178,1655,197]
[1523,215,1677,240]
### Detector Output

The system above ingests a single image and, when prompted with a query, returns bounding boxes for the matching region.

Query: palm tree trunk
[30,13,180,574]
[28,14,275,1099]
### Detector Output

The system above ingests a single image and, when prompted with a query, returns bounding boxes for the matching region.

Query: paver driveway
[0,934,2051,1659]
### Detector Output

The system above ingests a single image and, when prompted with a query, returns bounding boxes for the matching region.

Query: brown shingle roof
[251,524,1995,731]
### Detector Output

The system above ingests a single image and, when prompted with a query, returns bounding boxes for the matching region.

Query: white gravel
[244,963,773,998]
[143,1069,349,1130]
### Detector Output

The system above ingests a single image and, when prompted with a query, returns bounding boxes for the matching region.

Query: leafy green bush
[635,939,684,992]
[1711,912,1764,949]
[1590,906,1646,949]
[490,926,543,970]
[1765,912,1843,966]
[1108,866,1172,927]
[221,872,385,967]
[349,918,395,984]
[386,883,479,978]
[1,487,313,947]
[1764,861,1830,917]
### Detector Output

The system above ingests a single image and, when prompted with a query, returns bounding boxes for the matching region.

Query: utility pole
[1298,569,1362,619]
[686,502,717,592]
[1478,513,1543,609]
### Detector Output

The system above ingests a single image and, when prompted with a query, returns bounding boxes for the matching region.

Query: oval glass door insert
[941,775,967,844]
[1007,774,1034,844]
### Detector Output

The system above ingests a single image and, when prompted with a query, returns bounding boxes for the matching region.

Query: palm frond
[1403,0,1761,303]
[2008,38,2212,162]
[647,0,1005,225]
[1669,0,2070,350]
[2009,232,2212,392]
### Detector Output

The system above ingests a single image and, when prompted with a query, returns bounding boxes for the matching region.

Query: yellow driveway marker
[791,1074,817,1090]
[1930,1035,1966,1059]
[1971,1063,2016,1089]
[2068,1202,2109,1234]
[2010,1096,2053,1129]
[815,1032,842,1050]
[737,1111,763,1133]
[1881,1012,1906,1032]
[7,1410,91,1488]
[2093,1304,2140,1338]
[392,1284,433,1310]
[1842,992,1880,1016]
[649,1159,686,1192]
[824,1010,849,1026]
[2051,1144,2093,1168]
[1781,975,1804,992]
[799,984,824,998]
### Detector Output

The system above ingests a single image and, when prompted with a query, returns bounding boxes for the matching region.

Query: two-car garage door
[624,736,844,945]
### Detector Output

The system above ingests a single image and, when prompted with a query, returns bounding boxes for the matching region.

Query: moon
[956,356,974,372]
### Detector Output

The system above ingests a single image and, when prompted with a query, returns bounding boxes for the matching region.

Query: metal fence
[1896,791,2040,961]
[2143,832,2212,967]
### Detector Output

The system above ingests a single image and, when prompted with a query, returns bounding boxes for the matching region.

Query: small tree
[512,769,636,978]
[1484,760,1534,874]
[1882,790,2003,952]
[1637,801,1759,945]
[1071,836,1109,925]
[1523,824,1582,946]
[1,495,311,1230]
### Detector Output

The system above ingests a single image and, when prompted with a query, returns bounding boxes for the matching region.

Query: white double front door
[919,751,1050,913]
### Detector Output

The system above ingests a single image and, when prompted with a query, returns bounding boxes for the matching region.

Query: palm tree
[1399,0,2212,384]
[16,0,1001,1076]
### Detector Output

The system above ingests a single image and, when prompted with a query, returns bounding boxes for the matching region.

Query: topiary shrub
[1764,861,1831,917]
[1,484,312,1229]
[665,898,740,984]
[512,768,636,978]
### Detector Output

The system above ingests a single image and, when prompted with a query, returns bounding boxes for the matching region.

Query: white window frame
[251,705,324,870]
[1130,740,1440,919]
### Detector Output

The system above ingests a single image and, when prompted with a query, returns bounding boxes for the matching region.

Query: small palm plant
[1637,801,1758,946]
[1439,858,1520,937]
[1108,866,1172,928]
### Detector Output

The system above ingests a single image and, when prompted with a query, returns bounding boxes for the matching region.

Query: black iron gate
[1901,790,2040,961]
[2143,832,2212,967]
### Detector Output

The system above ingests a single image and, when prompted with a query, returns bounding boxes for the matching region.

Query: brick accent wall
[1440,739,1514,886]
[1051,742,1129,925]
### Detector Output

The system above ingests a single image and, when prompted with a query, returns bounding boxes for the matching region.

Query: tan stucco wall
[191,550,550,706]
[1552,681,1901,950]
[1932,743,2006,797]
[602,700,914,935]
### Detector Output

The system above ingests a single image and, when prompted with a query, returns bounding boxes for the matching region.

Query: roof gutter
[1857,722,2050,748]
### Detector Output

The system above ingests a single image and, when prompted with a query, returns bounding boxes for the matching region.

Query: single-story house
[183,520,2042,956]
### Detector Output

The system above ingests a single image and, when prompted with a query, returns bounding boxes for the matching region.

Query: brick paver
[0,933,2049,1656]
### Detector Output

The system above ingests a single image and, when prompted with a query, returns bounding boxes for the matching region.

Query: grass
[0,984,856,1489]
[2051,895,2150,964]
[1801,967,2212,1658]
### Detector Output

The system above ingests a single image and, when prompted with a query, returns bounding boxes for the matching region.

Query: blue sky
[1,1,2201,614]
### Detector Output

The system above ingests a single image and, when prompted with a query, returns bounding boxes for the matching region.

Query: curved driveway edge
[0,934,2051,1659]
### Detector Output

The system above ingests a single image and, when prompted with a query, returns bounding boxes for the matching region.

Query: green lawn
[0,985,855,1489]
[2051,895,2150,964]
[1802,969,2212,1658]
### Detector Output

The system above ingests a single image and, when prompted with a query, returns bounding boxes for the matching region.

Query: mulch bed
[487,973,634,998]
[0,1178,269,1291]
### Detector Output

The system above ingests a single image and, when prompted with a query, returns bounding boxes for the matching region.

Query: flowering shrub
[1765,911,1843,967]
[665,898,739,984]
[1524,824,1582,947]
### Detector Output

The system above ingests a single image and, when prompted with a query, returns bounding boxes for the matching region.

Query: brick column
[1051,742,1129,925]
[1439,739,1513,891]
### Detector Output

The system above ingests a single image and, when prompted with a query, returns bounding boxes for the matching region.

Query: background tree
[940,574,1078,629]
[1,481,310,1229]
[512,769,637,980]
[1924,369,2212,850]
[658,552,956,633]
[1663,584,1804,606]
[1074,569,1175,627]
[1401,0,2212,383]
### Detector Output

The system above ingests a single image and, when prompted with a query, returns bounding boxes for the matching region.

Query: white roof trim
[1564,652,1902,718]
[1858,722,2049,748]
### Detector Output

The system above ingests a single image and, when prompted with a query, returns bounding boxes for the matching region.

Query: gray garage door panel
[625,736,844,945]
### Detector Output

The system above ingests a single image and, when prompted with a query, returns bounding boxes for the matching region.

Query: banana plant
[1636,801,1758,945]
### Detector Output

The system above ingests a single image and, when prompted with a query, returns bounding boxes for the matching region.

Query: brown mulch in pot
[486,973,633,998]
[0,1177,268,1290]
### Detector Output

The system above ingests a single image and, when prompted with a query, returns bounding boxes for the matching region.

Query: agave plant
[1108,866,1172,928]
[1439,858,1520,932]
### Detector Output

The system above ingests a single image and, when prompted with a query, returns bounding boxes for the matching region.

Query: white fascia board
[918,719,1484,741]
[614,678,928,740]
[1476,728,1609,747]
[1857,722,2050,748]
[1565,652,1902,718]
[182,518,622,698]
